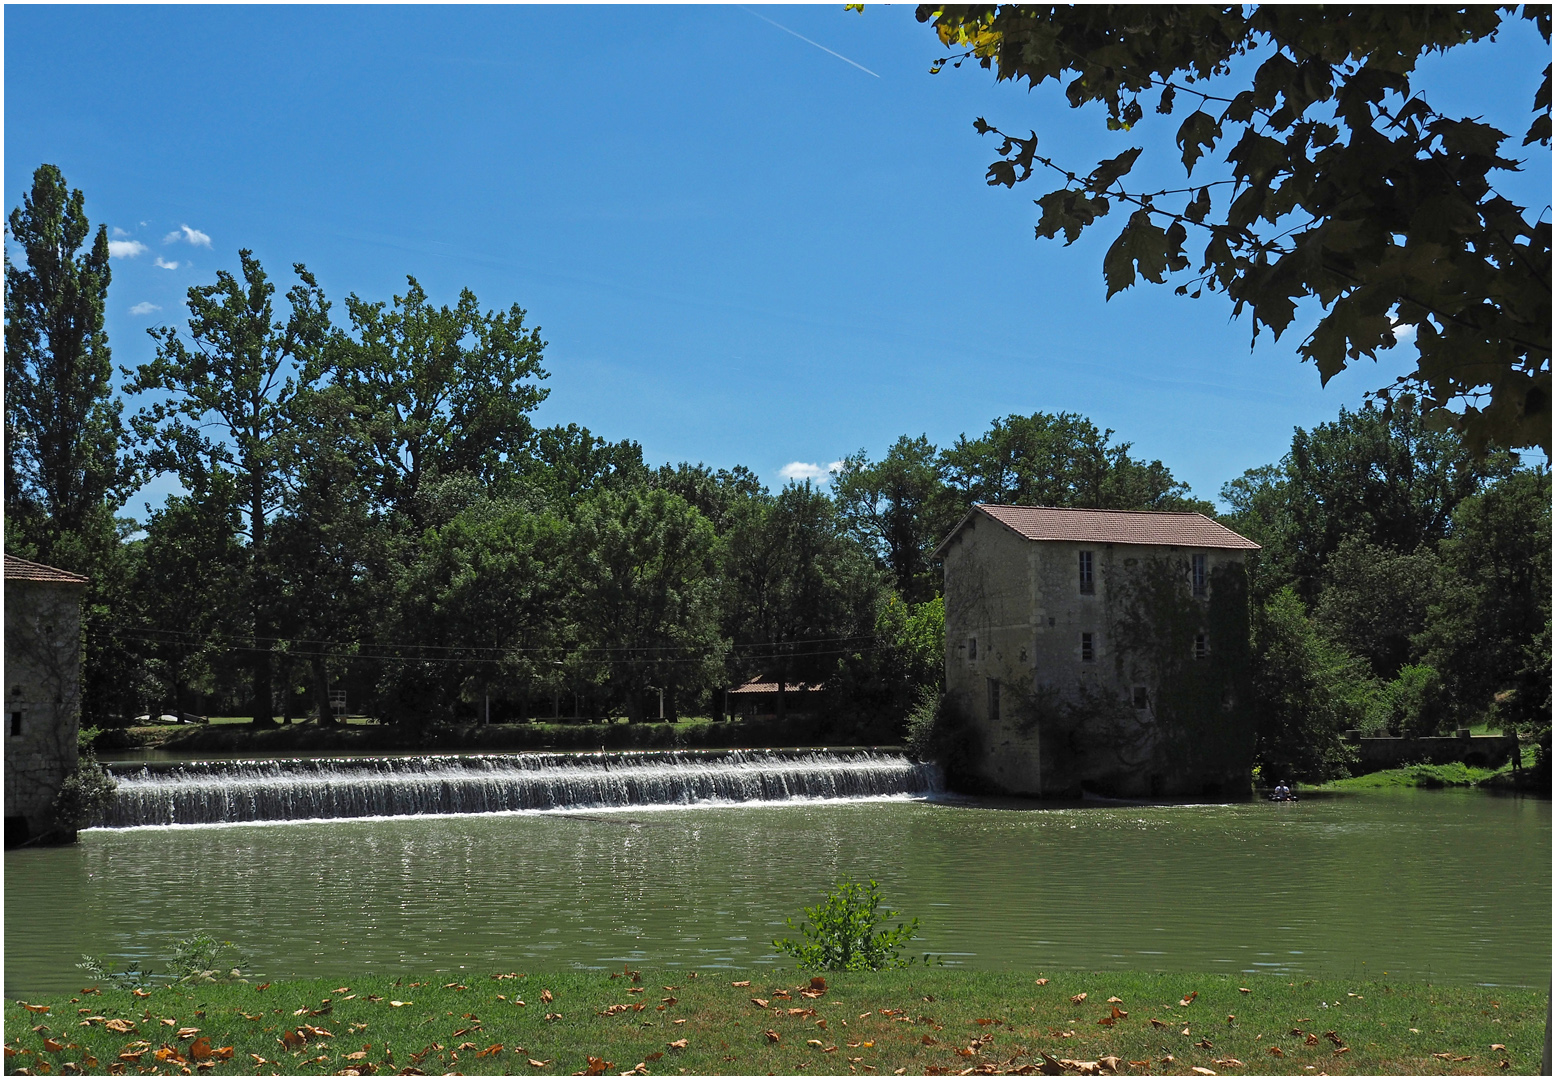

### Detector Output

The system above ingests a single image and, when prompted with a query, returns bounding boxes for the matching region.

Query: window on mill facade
[1079,550,1094,594]
[1192,553,1207,597]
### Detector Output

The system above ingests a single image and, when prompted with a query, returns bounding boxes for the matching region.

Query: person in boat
[1272,780,1293,801]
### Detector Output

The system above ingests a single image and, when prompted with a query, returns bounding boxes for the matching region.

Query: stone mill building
[935,505,1260,799]
[5,554,88,846]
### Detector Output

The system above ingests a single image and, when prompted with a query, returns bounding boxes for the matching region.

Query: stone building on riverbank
[935,505,1260,799]
[5,554,88,846]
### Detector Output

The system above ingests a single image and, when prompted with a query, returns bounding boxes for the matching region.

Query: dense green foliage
[1224,399,1550,781]
[772,878,926,971]
[920,5,1551,454]
[4,164,1547,787]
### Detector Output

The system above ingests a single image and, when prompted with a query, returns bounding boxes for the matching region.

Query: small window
[8,686,18,698]
[968,637,977,661]
[987,678,1001,721]
[1081,632,1095,662]
[1078,551,1094,594]
[8,712,20,738]
[1133,686,1150,710]
[1192,554,1208,597]
[1193,633,1209,660]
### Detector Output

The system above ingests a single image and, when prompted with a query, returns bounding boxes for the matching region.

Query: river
[4,777,1548,995]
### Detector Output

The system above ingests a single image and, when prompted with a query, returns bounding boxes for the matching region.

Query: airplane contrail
[744,7,881,78]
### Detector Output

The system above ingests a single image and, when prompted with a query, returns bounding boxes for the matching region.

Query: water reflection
[5,789,1549,994]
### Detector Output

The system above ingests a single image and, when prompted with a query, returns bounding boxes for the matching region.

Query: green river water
[4,788,1549,995]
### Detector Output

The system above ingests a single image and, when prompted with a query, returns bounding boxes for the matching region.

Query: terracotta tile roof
[4,553,89,583]
[729,680,827,695]
[944,504,1260,552]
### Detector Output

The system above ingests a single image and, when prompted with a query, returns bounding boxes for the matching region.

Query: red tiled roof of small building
[4,553,89,583]
[944,504,1260,552]
[729,680,827,695]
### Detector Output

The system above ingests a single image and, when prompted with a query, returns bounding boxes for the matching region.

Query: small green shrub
[78,932,252,989]
[773,878,928,971]
[52,748,117,833]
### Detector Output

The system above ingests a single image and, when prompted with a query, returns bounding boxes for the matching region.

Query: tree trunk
[312,656,336,727]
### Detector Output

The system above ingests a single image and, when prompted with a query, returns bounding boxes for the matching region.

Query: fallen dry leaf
[42,1038,65,1053]
[1149,1018,1167,1029]
[1179,992,1199,1007]
[22,1004,50,1014]
[764,1030,780,1043]
[1191,1069,1216,1076]
[540,989,554,1003]
[1492,1044,1507,1052]
[1034,978,1049,986]
[1070,993,1087,1005]
[104,1020,135,1035]
[731,981,750,988]
[188,1038,212,1061]
[751,998,769,1009]
[388,1001,411,1008]
[1237,987,1250,994]
[528,1059,551,1068]
[1267,1046,1284,1057]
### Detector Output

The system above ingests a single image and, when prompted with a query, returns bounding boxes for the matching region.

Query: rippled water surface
[5,788,1548,993]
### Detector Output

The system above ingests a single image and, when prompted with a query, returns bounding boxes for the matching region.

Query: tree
[4,164,129,549]
[128,251,331,723]
[518,424,650,509]
[833,435,950,602]
[1220,396,1511,602]
[5,164,143,728]
[723,482,883,721]
[326,277,549,527]
[935,411,1204,513]
[568,487,727,722]
[1418,468,1552,725]
[1251,586,1369,782]
[921,5,1551,453]
[1312,536,1440,680]
[385,500,572,726]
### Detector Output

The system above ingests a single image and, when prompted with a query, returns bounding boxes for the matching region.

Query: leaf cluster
[922,5,1552,453]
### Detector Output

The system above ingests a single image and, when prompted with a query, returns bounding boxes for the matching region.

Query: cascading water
[96,748,941,828]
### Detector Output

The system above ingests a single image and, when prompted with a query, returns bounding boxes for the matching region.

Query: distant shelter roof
[729,680,827,695]
[934,504,1260,558]
[4,553,89,584]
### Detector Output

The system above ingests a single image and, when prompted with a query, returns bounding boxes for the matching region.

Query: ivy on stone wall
[1107,557,1255,793]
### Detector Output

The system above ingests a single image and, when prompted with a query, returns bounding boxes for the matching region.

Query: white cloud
[129,302,161,315]
[154,256,180,270]
[164,224,211,247]
[1391,321,1417,344]
[778,460,844,485]
[108,239,148,258]
[112,226,131,238]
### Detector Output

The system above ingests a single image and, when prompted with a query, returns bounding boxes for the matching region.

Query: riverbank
[5,970,1544,1076]
[1316,743,1549,794]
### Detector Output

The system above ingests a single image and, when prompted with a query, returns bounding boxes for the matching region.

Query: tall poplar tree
[4,163,126,552]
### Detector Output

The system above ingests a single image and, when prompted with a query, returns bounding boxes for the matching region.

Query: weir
[96,748,941,828]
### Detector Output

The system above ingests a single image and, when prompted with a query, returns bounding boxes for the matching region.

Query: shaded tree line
[1222,400,1550,782]
[6,164,1547,780]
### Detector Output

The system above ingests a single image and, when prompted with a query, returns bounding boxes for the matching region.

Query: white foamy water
[98,748,941,827]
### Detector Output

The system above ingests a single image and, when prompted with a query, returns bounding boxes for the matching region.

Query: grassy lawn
[1320,742,1541,791]
[5,969,1545,1076]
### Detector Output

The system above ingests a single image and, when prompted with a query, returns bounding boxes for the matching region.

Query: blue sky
[6,5,1550,516]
